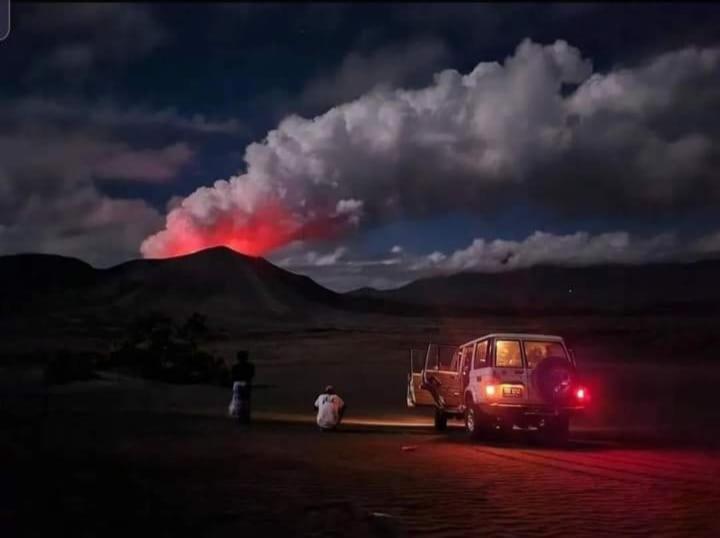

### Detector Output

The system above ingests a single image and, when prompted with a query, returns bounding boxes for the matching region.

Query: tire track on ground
[573,451,720,482]
[515,449,719,492]
[469,446,717,495]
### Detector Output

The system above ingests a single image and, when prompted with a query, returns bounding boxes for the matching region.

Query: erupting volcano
[140,194,362,259]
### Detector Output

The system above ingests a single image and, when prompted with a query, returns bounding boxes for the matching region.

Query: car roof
[460,333,565,346]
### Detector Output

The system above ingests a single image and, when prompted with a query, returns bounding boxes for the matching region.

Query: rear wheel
[434,408,448,431]
[465,404,487,440]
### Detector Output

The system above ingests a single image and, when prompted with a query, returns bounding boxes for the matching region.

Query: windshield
[523,341,568,369]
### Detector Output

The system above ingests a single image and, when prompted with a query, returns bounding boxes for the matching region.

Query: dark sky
[2,3,720,290]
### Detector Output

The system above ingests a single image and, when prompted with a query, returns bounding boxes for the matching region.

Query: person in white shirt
[314,385,346,431]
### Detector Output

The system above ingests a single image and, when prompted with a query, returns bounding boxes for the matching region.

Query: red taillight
[485,384,496,397]
[576,387,586,400]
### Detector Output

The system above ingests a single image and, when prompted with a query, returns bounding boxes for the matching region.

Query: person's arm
[337,397,346,420]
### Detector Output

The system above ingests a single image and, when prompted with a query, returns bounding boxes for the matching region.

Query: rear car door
[469,339,490,403]
[438,346,464,408]
[459,343,475,396]
[492,338,528,403]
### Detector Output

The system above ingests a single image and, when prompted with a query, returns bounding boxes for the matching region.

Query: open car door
[420,343,463,411]
[406,347,435,407]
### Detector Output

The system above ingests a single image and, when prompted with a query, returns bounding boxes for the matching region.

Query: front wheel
[434,408,448,431]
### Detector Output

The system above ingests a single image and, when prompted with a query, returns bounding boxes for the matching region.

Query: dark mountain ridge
[349,259,720,314]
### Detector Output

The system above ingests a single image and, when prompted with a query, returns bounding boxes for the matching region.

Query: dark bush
[108,312,229,385]
[44,349,100,385]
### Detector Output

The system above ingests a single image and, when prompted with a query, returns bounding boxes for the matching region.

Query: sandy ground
[3,318,720,536]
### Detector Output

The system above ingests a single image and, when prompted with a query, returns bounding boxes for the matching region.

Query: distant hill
[0,247,348,322]
[347,260,720,315]
[0,253,96,294]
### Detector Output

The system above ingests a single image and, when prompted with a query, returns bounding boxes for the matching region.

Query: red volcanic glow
[150,198,352,259]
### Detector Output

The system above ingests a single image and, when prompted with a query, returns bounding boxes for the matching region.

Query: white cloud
[300,38,452,113]
[419,231,679,273]
[690,231,720,254]
[334,199,364,225]
[273,229,720,292]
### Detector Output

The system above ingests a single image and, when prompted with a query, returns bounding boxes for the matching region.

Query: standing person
[314,385,346,431]
[229,351,255,424]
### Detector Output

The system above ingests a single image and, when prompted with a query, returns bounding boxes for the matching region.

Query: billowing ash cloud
[140,172,364,257]
[142,39,720,259]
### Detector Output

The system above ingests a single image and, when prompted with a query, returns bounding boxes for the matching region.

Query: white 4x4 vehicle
[407,333,589,441]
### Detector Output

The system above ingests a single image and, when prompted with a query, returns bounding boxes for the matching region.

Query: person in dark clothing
[229,351,255,424]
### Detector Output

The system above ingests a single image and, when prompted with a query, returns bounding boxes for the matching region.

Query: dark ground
[3,314,720,536]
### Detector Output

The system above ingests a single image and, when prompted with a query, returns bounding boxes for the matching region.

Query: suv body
[407,333,587,440]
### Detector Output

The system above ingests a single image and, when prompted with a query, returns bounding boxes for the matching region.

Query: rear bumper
[478,402,585,418]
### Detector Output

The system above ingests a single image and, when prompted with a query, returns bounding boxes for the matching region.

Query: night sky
[2,3,720,291]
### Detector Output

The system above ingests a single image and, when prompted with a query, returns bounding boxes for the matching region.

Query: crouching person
[314,385,346,431]
[229,351,255,424]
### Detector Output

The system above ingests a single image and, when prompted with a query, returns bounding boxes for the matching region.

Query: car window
[495,340,522,368]
[448,348,462,371]
[435,345,456,370]
[461,344,475,372]
[523,341,568,369]
[473,340,488,369]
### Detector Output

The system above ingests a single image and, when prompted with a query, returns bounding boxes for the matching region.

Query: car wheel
[465,405,484,440]
[434,408,448,431]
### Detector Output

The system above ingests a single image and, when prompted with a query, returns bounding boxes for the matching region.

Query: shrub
[44,349,99,385]
[108,312,229,385]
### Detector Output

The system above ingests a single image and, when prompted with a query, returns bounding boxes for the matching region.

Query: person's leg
[230,383,240,420]
[240,385,251,424]
[247,386,253,423]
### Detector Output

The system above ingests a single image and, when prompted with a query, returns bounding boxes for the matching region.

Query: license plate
[503,386,523,398]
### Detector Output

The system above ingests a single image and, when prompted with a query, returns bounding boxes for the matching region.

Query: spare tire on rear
[532,356,577,405]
